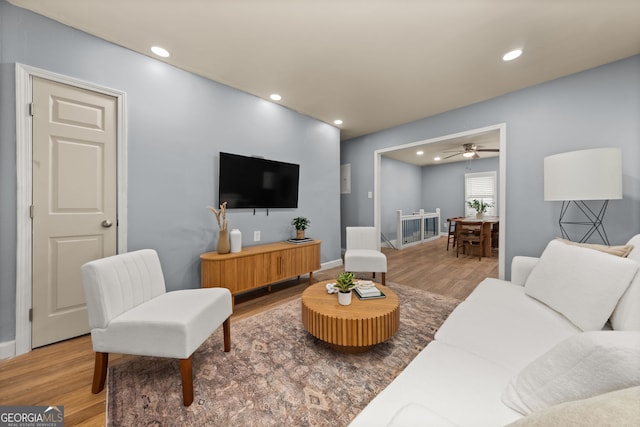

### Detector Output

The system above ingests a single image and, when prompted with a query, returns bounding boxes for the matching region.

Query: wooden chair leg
[223,317,231,352]
[180,356,194,406]
[92,352,108,394]
[381,272,386,286]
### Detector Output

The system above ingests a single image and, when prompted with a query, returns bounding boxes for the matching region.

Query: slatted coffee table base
[301,281,400,353]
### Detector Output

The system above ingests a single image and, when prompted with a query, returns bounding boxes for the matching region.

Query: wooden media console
[200,240,321,303]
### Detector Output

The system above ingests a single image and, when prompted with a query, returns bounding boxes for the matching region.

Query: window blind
[465,171,497,216]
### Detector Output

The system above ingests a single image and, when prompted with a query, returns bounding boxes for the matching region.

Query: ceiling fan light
[463,151,475,158]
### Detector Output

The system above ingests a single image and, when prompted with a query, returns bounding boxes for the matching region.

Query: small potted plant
[334,272,356,306]
[291,216,311,239]
[466,199,494,219]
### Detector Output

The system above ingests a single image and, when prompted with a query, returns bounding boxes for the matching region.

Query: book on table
[354,286,386,300]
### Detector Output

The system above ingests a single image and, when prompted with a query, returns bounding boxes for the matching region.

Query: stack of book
[354,286,386,300]
[286,237,314,244]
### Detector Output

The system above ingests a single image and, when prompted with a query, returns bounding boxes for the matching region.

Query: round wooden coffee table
[301,280,400,353]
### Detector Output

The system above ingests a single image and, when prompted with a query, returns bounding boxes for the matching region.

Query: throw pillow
[611,234,640,330]
[555,238,633,257]
[625,234,640,263]
[501,331,640,415]
[524,239,638,330]
[506,386,640,427]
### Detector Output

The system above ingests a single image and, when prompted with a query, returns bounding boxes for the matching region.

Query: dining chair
[446,217,463,251]
[81,249,232,406]
[456,221,487,260]
[491,221,500,250]
[344,226,387,285]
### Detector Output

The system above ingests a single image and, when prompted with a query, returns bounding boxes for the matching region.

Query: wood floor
[0,236,497,426]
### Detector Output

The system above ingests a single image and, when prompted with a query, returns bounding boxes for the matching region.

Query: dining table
[455,216,499,257]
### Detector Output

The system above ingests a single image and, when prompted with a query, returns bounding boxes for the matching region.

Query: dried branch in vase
[207,201,228,230]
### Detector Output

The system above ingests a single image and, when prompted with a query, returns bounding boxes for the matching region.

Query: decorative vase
[217,227,230,254]
[230,228,242,253]
[338,291,352,306]
[476,212,484,219]
[296,229,305,239]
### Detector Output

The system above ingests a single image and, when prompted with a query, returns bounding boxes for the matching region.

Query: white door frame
[373,123,507,279]
[14,63,128,356]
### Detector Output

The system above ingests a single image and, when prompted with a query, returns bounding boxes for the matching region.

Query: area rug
[107,283,460,426]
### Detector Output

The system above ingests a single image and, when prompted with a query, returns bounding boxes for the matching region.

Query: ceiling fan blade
[475,148,499,152]
[442,152,462,160]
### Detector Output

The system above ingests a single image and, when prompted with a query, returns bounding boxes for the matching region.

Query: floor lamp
[544,148,622,245]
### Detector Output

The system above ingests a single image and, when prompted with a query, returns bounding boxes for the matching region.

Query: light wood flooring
[0,236,497,426]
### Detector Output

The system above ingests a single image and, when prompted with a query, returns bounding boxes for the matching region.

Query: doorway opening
[373,123,506,279]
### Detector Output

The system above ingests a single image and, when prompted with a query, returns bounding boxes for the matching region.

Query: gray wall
[0,1,341,344]
[422,157,499,232]
[380,157,422,240]
[341,55,640,277]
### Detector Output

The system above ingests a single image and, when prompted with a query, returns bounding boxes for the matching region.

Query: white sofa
[349,235,640,427]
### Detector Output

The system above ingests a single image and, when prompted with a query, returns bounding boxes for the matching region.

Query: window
[465,171,497,216]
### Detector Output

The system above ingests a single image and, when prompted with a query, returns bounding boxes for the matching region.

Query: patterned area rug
[107,283,460,426]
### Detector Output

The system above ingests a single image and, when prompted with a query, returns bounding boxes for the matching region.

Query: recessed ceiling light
[333,119,343,125]
[502,49,522,61]
[434,156,441,161]
[270,94,282,101]
[151,46,170,58]
[416,150,424,156]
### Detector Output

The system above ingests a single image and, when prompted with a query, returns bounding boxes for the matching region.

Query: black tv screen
[218,152,300,208]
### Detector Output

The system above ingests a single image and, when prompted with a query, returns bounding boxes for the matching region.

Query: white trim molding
[0,341,16,360]
[14,63,128,356]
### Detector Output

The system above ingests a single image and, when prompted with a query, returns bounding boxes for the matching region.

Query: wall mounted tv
[218,152,300,209]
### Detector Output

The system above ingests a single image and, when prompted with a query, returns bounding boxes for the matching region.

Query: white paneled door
[31,77,117,348]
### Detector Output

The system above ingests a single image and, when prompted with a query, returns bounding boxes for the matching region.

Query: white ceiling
[383,129,500,166]
[9,0,640,142]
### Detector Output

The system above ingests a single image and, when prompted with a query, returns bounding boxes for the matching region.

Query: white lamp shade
[544,148,622,201]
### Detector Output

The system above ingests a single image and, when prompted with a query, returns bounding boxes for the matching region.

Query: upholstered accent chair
[81,249,232,406]
[344,226,387,285]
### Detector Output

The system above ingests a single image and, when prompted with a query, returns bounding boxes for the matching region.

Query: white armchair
[81,249,232,406]
[344,226,387,285]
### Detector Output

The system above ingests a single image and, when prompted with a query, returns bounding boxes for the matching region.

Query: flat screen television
[218,152,300,208]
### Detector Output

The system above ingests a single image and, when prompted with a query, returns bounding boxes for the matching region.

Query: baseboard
[320,258,343,271]
[0,340,16,360]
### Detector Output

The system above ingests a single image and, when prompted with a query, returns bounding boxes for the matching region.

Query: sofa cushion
[611,234,640,331]
[386,403,458,427]
[348,341,522,427]
[523,240,638,331]
[501,331,640,415]
[436,279,580,371]
[506,386,640,427]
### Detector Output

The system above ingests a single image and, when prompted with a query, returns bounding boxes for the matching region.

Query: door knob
[101,219,113,228]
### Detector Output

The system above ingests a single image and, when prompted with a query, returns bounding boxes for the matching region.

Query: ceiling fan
[442,143,499,160]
